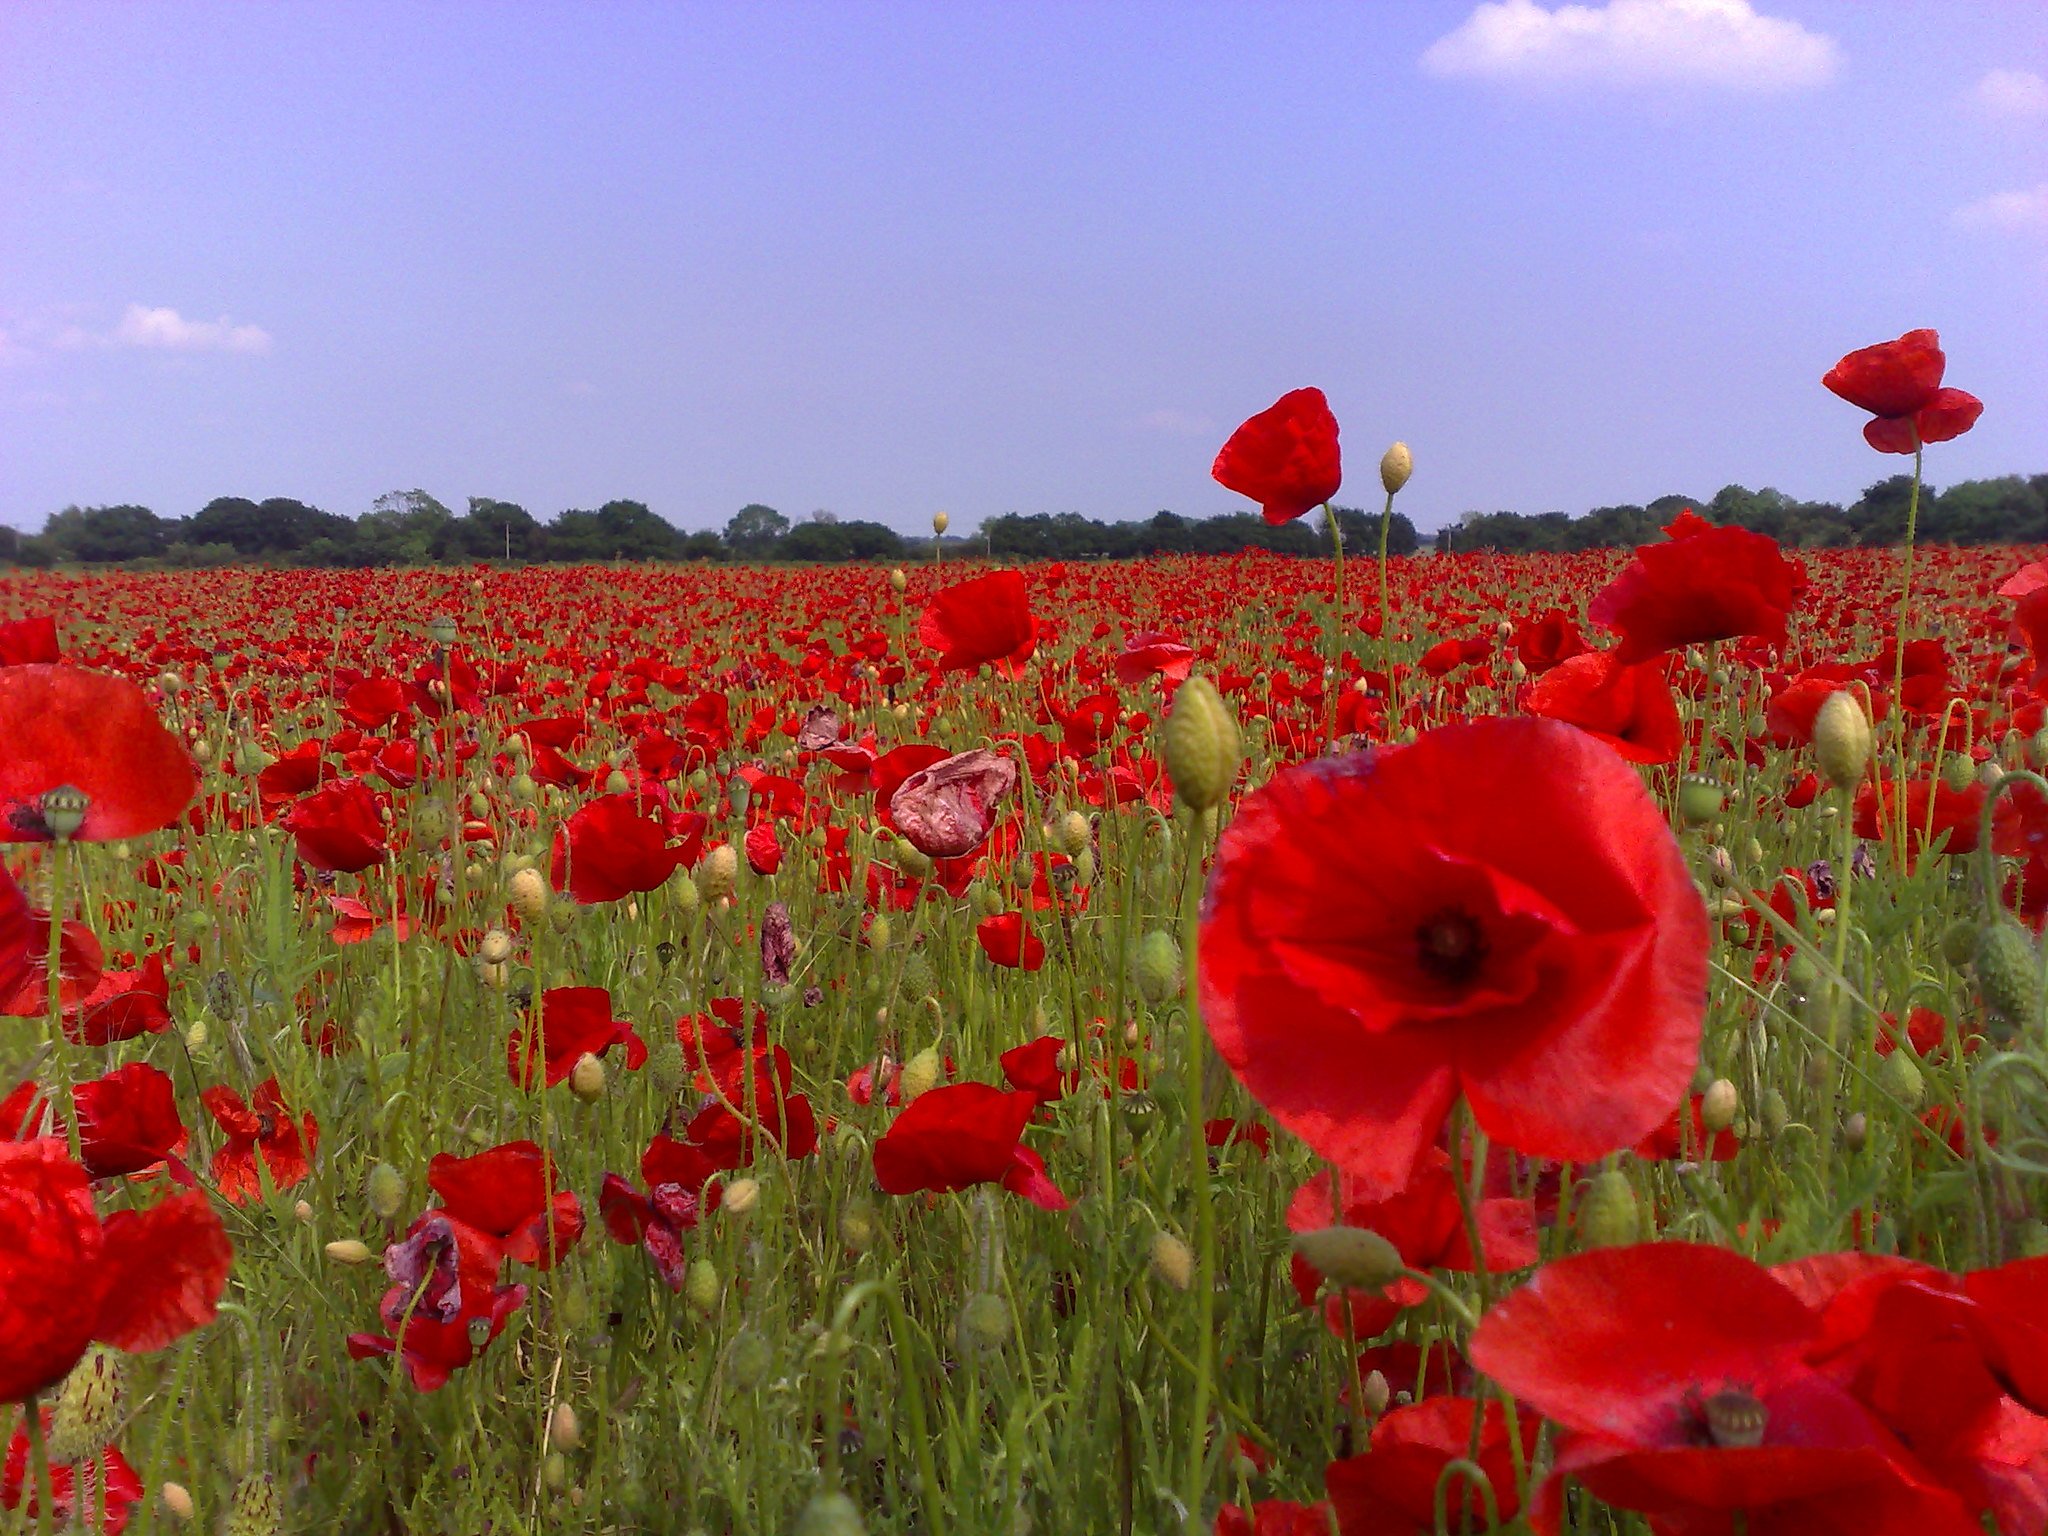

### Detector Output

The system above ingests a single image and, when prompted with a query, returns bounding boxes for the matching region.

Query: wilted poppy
[1213,387,1342,526]
[1824,329,1983,455]
[1199,717,1707,1198]
[889,747,1018,859]
[597,1132,722,1290]
[0,666,197,842]
[919,571,1039,675]
[1588,511,1805,664]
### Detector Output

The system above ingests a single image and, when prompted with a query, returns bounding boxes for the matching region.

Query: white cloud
[1421,0,1839,90]
[1975,67,2048,119]
[1953,183,2048,234]
[109,303,271,355]
[1137,408,1214,437]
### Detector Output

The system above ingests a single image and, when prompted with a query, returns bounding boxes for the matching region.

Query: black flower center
[1415,909,1487,985]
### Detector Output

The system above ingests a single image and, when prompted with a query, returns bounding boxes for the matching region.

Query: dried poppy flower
[0,666,196,842]
[1213,387,1342,526]
[282,777,389,873]
[889,748,1018,859]
[1199,716,1707,1198]
[1824,329,1982,455]
[597,1133,722,1290]
[918,571,1038,675]
[200,1078,318,1203]
[1589,510,1806,664]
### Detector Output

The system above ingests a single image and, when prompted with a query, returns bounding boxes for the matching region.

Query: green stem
[1325,502,1344,748]
[26,1394,54,1536]
[1181,819,1217,1528]
[1889,437,1923,859]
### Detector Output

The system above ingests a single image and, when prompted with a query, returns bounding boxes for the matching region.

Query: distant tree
[41,504,172,562]
[454,497,545,561]
[724,503,790,557]
[550,500,683,562]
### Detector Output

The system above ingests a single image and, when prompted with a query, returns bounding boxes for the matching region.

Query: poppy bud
[1161,675,1241,812]
[1291,1226,1405,1291]
[1976,915,2042,1028]
[1577,1170,1639,1248]
[224,1473,281,1536]
[687,1258,721,1314]
[900,1046,943,1103]
[604,768,630,796]
[1150,1230,1195,1291]
[294,1199,314,1224]
[892,840,933,879]
[1939,917,1977,968]
[867,914,892,951]
[794,1491,869,1536]
[700,844,739,902]
[1379,441,1413,495]
[1812,692,1872,791]
[1759,1088,1790,1141]
[900,952,934,999]
[723,1176,761,1216]
[727,1328,774,1387]
[1700,1078,1739,1134]
[511,773,538,803]
[647,1038,685,1097]
[366,1162,407,1221]
[932,510,950,535]
[1843,1111,1869,1152]
[548,1403,581,1451]
[1360,1368,1391,1417]
[889,568,907,593]
[549,899,579,934]
[839,1197,879,1253]
[542,1452,570,1492]
[325,1238,375,1265]
[1878,1050,1924,1109]
[1941,751,1976,795]
[48,1347,126,1463]
[162,1483,196,1523]
[569,1052,607,1102]
[507,867,548,921]
[672,870,701,913]
[956,1292,1011,1355]
[1132,930,1182,1005]
[478,928,514,965]
[1054,810,1092,857]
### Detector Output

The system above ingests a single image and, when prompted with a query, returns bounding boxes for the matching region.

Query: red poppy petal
[94,1189,233,1353]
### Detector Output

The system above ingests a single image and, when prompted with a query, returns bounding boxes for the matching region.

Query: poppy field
[5,331,2048,1535]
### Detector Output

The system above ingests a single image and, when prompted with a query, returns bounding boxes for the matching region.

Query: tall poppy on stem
[0,667,196,843]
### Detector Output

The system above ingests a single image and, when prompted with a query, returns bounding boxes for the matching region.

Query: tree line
[3,473,2042,569]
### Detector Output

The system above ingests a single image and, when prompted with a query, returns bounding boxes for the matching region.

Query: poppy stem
[44,839,83,1165]
[25,1392,54,1536]
[1889,436,1924,862]
[1180,810,1218,1528]
[1324,503,1345,748]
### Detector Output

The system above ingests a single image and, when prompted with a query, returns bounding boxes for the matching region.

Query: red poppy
[1519,650,1683,764]
[1852,777,1986,858]
[550,793,690,903]
[1513,609,1589,674]
[1114,631,1196,689]
[1824,329,1983,455]
[507,986,648,1089]
[1215,1500,1331,1536]
[1588,510,1805,664]
[282,778,389,872]
[976,910,1047,971]
[682,1048,819,1168]
[200,1078,318,1203]
[0,617,59,667]
[1000,1034,1073,1105]
[0,666,197,842]
[1325,1396,1533,1535]
[744,821,783,875]
[345,1217,527,1392]
[427,1140,584,1269]
[2,1409,142,1533]
[66,953,173,1045]
[0,1139,231,1404]
[597,1132,722,1290]
[1199,717,1707,1199]
[919,571,1039,675]
[1470,1242,1980,1535]
[0,865,29,1005]
[873,1082,1068,1210]
[1213,387,1342,526]
[74,1064,186,1180]
[888,748,1017,859]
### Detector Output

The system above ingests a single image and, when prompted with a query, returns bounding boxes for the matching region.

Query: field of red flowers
[5,332,2048,1536]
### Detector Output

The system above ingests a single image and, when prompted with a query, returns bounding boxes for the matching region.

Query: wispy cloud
[1974,67,2048,120]
[1137,408,1214,437]
[1421,0,1839,91]
[1953,183,2048,235]
[107,303,272,355]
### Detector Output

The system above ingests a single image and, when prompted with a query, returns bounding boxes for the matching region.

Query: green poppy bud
[1290,1226,1405,1291]
[1812,691,1872,791]
[1577,1170,1639,1248]
[1161,675,1241,812]
[1976,916,2042,1029]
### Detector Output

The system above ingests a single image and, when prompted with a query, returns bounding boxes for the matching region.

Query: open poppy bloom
[1588,511,1806,664]
[975,910,1047,970]
[0,666,197,842]
[66,953,174,1045]
[1519,649,1683,764]
[598,1132,723,1290]
[282,777,389,872]
[200,1077,318,1203]
[550,793,692,903]
[1824,329,1983,454]
[507,986,648,1089]
[427,1140,584,1269]
[1199,717,1707,1198]
[888,748,1017,859]
[919,570,1039,676]
[1470,1243,1986,1535]
[1213,387,1342,526]
[74,1063,187,1181]
[0,1138,232,1404]
[872,1082,1068,1210]
[2,1407,143,1532]
[1324,1396,1534,1534]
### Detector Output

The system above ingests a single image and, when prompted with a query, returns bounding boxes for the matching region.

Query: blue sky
[1,1,2042,536]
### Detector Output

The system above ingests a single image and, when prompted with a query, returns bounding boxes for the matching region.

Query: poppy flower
[744,821,782,876]
[1588,511,1805,664]
[1000,1035,1073,1106]
[1215,1500,1331,1536]
[919,570,1039,676]
[1824,329,1983,455]
[66,953,173,1046]
[889,748,1018,859]
[200,1078,317,1203]
[507,986,648,1089]
[683,1049,819,1167]
[0,1139,231,1404]
[976,911,1047,971]
[550,793,691,903]
[427,1140,584,1269]
[0,666,197,842]
[0,617,59,667]
[1469,1242,1981,1535]
[1199,717,1707,1199]
[74,1064,186,1181]
[345,1218,526,1392]
[1324,1396,1532,1535]
[0,865,29,1005]
[1513,609,1588,674]
[282,778,389,873]
[1520,650,1683,765]
[873,1082,1068,1210]
[2,1408,142,1533]
[1114,631,1196,689]
[1213,387,1342,526]
[597,1132,722,1290]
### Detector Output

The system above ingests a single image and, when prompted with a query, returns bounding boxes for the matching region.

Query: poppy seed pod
[1379,441,1413,496]
[1290,1226,1406,1291]
[1161,675,1240,812]
[1150,1230,1194,1291]
[699,844,739,901]
[48,1347,126,1463]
